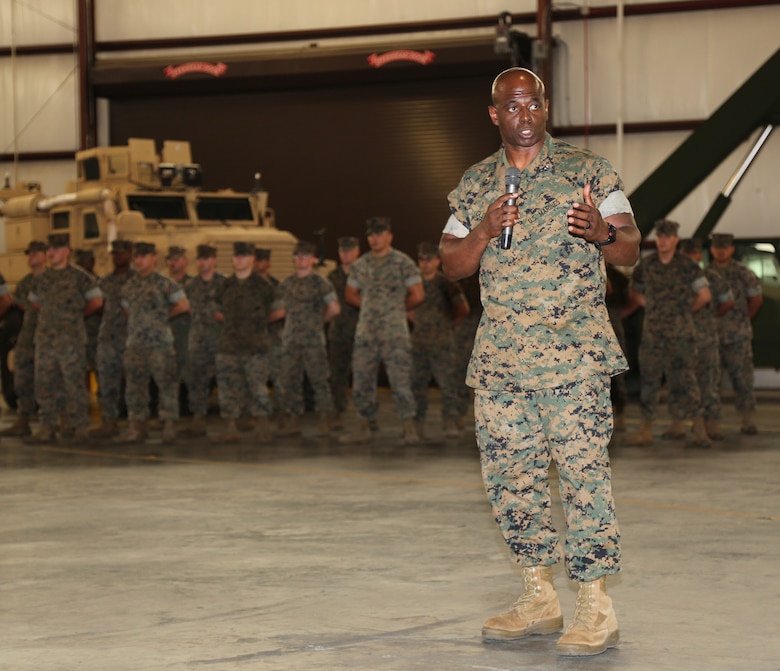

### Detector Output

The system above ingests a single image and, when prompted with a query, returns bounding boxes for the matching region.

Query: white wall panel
[93,0,537,41]
[0,55,78,154]
[0,0,75,46]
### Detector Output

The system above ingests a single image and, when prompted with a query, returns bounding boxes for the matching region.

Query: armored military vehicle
[0,138,302,284]
[0,139,322,407]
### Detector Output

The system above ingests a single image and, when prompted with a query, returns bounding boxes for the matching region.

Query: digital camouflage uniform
[262,273,283,413]
[214,274,280,419]
[411,272,467,424]
[185,272,226,416]
[12,272,39,416]
[326,264,360,415]
[453,273,482,420]
[278,272,337,416]
[121,272,184,422]
[632,252,708,421]
[348,248,421,422]
[709,259,762,413]
[694,267,733,421]
[30,265,101,430]
[96,268,136,419]
[446,138,630,581]
[169,273,192,409]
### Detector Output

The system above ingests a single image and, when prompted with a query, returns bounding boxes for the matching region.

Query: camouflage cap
[679,238,702,254]
[293,240,317,256]
[711,232,735,248]
[233,241,256,257]
[25,240,48,254]
[47,233,70,249]
[337,236,360,251]
[74,248,94,263]
[196,244,217,259]
[254,247,271,261]
[110,239,134,253]
[417,241,440,259]
[654,219,680,236]
[166,245,186,260]
[366,216,391,235]
[133,241,157,256]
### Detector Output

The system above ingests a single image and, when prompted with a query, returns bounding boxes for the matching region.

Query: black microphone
[500,167,521,250]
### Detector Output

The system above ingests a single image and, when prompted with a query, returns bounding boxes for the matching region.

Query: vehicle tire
[0,306,23,410]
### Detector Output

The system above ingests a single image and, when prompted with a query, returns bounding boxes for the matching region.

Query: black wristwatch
[593,223,617,248]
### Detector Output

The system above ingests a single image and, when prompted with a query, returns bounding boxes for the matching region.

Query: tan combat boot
[556,577,619,656]
[211,419,240,444]
[277,414,302,437]
[180,414,207,438]
[705,417,724,441]
[689,416,712,448]
[482,566,563,641]
[255,416,273,444]
[116,421,148,444]
[331,412,346,430]
[146,418,164,432]
[316,413,331,437]
[0,414,32,437]
[662,419,687,440]
[624,420,653,447]
[401,418,421,445]
[740,410,758,435]
[236,415,255,432]
[443,419,460,438]
[338,420,372,444]
[24,425,57,445]
[88,418,120,440]
[162,421,177,444]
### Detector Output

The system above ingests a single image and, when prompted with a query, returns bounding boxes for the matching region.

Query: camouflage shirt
[694,266,733,349]
[348,248,421,339]
[97,268,137,346]
[279,272,337,346]
[446,137,631,391]
[121,271,185,348]
[186,273,226,350]
[326,265,360,343]
[632,252,709,341]
[412,273,467,345]
[215,274,280,355]
[708,259,762,344]
[14,272,39,348]
[29,265,101,347]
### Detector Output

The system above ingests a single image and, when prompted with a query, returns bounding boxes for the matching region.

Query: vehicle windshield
[127,195,189,220]
[196,196,254,222]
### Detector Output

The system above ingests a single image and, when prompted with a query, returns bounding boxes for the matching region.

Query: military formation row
[613,225,763,447]
[0,223,481,446]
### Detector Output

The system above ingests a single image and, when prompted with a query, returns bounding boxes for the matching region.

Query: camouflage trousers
[638,334,701,421]
[280,340,334,416]
[719,338,756,413]
[352,332,417,421]
[411,339,461,422]
[694,335,721,420]
[96,340,126,419]
[216,352,272,419]
[124,345,178,422]
[474,376,621,582]
[328,335,354,414]
[34,343,90,430]
[267,341,283,414]
[187,343,217,416]
[13,342,37,415]
[453,312,479,417]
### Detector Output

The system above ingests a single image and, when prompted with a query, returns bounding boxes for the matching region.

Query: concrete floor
[1,390,779,671]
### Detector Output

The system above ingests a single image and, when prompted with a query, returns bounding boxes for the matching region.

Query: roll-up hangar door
[104,47,507,259]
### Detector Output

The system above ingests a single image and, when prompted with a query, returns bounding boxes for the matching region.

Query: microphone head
[505,167,522,188]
